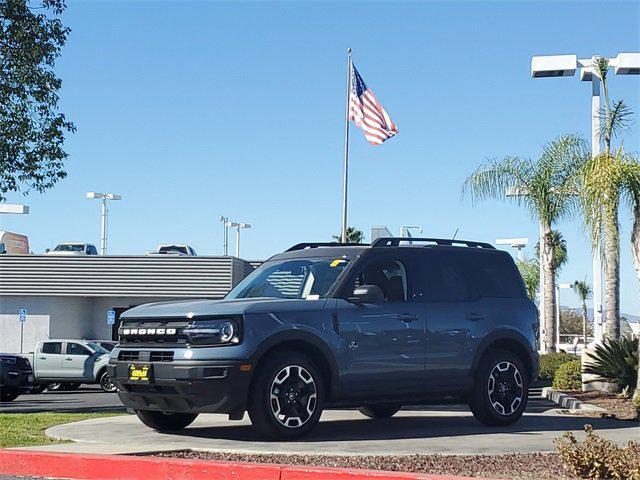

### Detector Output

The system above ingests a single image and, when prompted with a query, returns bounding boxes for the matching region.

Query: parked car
[45,243,98,255]
[88,340,119,352]
[28,340,116,392]
[146,244,197,256]
[0,353,33,401]
[110,237,539,439]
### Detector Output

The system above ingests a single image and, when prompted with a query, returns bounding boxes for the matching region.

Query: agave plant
[583,337,639,392]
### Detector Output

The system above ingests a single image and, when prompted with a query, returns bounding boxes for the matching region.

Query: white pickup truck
[28,339,116,392]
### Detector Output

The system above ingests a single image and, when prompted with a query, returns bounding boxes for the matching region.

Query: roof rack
[285,242,369,252]
[371,237,495,249]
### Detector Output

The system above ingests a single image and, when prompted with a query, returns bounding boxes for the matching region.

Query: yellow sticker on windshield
[330,259,346,267]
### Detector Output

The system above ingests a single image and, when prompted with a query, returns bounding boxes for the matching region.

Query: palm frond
[599,100,633,142]
[583,337,639,391]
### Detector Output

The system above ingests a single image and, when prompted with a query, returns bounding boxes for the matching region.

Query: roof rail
[371,237,495,249]
[285,242,369,252]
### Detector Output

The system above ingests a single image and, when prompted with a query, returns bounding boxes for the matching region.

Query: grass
[0,412,124,448]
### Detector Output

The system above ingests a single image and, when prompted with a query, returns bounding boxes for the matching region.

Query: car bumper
[107,359,252,415]
[1,369,33,393]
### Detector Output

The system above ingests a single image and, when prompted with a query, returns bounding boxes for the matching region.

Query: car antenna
[452,228,459,240]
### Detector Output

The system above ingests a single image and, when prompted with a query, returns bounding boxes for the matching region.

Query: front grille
[118,350,174,362]
[118,319,190,345]
[119,351,140,361]
[150,351,174,362]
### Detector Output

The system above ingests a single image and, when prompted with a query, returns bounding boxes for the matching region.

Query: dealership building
[0,255,256,353]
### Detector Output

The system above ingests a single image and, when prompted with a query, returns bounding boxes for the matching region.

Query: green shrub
[583,337,639,392]
[539,352,579,381]
[553,359,583,391]
[555,424,640,479]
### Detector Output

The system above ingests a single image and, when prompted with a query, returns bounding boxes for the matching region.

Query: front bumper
[108,359,252,415]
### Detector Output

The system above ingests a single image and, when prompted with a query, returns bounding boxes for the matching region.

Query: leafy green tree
[0,0,75,201]
[516,257,539,301]
[572,279,592,345]
[333,227,364,244]
[463,134,588,352]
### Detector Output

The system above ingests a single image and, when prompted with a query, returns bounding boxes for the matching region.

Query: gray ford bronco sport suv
[109,237,539,439]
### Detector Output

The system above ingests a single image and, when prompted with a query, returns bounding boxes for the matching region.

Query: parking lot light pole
[86,192,122,255]
[0,204,29,215]
[219,216,229,255]
[531,52,640,344]
[226,222,251,258]
[495,238,529,261]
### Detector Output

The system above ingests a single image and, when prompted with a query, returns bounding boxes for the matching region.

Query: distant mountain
[561,306,639,323]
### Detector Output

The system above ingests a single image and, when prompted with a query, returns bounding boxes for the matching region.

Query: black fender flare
[470,329,538,379]
[248,329,341,395]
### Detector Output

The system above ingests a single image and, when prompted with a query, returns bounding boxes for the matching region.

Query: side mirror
[45,248,50,253]
[349,285,384,304]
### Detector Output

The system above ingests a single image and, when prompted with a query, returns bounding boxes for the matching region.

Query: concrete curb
[542,387,608,414]
[0,449,485,480]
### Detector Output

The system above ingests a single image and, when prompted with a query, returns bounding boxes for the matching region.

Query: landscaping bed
[157,450,577,479]
[563,391,639,421]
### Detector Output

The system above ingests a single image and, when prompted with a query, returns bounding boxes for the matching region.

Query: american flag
[349,64,398,145]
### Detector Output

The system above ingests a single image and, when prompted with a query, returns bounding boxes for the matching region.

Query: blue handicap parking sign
[19,308,27,323]
[107,310,116,325]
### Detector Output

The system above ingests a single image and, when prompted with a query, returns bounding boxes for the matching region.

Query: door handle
[65,357,73,361]
[465,313,484,321]
[38,357,46,360]
[398,314,419,323]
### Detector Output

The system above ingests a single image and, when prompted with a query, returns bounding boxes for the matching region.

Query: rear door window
[414,252,472,302]
[465,253,526,298]
[41,342,62,354]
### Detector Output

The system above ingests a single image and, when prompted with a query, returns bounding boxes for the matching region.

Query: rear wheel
[46,382,63,391]
[359,404,401,419]
[0,392,19,402]
[135,410,198,431]
[99,371,117,392]
[248,351,324,439]
[469,349,529,426]
[30,383,47,394]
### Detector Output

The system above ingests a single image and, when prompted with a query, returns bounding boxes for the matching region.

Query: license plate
[129,364,152,383]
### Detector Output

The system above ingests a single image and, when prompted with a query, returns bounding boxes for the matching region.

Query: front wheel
[469,349,529,426]
[135,410,199,431]
[99,372,117,392]
[30,383,47,394]
[248,352,324,439]
[359,404,401,419]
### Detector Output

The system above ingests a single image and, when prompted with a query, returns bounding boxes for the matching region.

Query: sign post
[18,308,27,354]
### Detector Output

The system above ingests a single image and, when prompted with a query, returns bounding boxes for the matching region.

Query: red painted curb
[0,450,484,480]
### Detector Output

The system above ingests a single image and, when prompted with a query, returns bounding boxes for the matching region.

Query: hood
[45,251,85,256]
[121,297,328,320]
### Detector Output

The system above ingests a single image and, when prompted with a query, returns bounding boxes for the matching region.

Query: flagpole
[341,48,352,243]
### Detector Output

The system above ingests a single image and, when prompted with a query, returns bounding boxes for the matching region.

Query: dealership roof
[0,255,254,298]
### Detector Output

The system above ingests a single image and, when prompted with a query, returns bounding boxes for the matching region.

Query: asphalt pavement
[0,385,124,414]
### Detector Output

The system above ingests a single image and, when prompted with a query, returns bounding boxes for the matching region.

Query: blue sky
[2,0,639,314]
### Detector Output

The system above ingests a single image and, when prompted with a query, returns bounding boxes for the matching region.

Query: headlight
[182,319,241,346]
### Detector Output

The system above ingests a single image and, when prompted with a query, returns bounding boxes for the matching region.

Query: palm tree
[463,134,588,352]
[332,227,364,244]
[621,154,640,402]
[579,58,634,341]
[572,279,592,346]
[535,230,569,277]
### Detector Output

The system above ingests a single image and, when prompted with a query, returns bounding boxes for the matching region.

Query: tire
[30,383,47,394]
[248,351,324,440]
[135,410,198,432]
[359,404,401,419]
[63,382,81,391]
[0,392,19,402]
[99,371,117,392]
[469,349,529,427]
[47,382,63,391]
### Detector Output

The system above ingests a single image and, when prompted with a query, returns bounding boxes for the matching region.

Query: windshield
[87,342,109,355]
[159,246,188,254]
[54,244,84,252]
[227,258,351,300]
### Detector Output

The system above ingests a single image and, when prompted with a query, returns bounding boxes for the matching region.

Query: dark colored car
[109,237,539,439]
[0,353,33,401]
